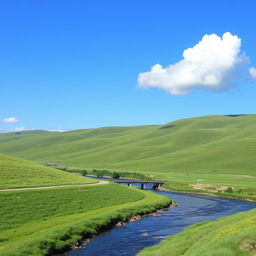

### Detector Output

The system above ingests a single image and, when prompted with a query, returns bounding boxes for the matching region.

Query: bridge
[110,178,168,190]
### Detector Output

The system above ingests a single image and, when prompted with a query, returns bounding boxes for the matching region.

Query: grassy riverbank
[143,170,256,202]
[161,179,256,202]
[138,208,256,256]
[0,184,171,256]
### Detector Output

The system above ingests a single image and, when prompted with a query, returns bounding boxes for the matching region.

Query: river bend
[65,185,255,256]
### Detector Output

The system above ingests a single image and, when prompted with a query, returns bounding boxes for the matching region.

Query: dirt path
[0,181,109,192]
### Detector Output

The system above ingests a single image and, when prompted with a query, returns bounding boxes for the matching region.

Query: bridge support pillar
[141,183,146,190]
[153,183,161,190]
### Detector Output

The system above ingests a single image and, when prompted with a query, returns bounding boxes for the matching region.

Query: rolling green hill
[0,153,95,188]
[1,114,256,174]
[0,114,256,197]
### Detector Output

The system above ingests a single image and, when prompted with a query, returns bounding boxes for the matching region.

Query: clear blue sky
[1,0,256,132]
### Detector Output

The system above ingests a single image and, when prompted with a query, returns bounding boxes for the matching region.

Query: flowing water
[64,183,255,256]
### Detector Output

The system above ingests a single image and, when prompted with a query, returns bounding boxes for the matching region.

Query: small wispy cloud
[0,127,26,133]
[15,127,26,132]
[249,67,256,79]
[48,129,69,132]
[0,117,19,123]
[138,32,249,95]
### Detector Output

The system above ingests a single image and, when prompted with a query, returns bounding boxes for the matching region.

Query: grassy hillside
[0,114,255,198]
[138,208,256,256]
[0,115,256,174]
[0,184,171,256]
[0,153,95,189]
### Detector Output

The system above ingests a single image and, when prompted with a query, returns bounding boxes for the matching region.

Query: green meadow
[138,208,256,256]
[0,182,171,256]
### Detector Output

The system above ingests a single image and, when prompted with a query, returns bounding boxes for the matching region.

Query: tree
[81,170,88,176]
[112,172,120,179]
[96,171,104,177]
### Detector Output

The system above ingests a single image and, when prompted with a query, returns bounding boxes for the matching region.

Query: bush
[119,172,150,180]
[81,170,88,176]
[112,172,120,179]
[91,169,112,177]
[225,187,233,193]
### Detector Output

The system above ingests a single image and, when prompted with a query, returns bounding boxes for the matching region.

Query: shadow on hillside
[159,124,175,129]
[225,114,247,117]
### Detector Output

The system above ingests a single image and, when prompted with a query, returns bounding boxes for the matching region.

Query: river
[64,183,255,256]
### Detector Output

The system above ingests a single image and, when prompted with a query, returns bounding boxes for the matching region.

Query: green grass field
[0,153,95,188]
[0,184,171,256]
[138,208,256,256]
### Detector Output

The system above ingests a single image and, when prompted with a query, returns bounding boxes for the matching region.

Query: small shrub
[112,172,120,179]
[225,187,233,193]
[81,170,88,176]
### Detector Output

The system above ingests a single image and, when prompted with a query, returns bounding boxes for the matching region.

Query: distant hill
[0,153,94,189]
[0,114,256,176]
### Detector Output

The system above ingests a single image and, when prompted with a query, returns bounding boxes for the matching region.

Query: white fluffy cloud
[249,67,256,79]
[0,117,19,123]
[138,32,247,95]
